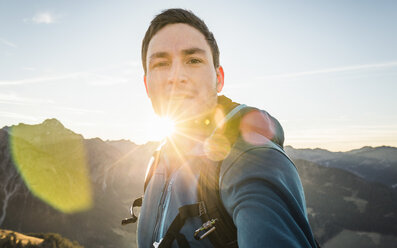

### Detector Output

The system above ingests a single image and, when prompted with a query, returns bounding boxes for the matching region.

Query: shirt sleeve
[219,147,316,248]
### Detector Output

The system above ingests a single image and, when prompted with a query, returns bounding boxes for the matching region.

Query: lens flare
[149,116,175,140]
[204,133,231,161]
[10,119,92,213]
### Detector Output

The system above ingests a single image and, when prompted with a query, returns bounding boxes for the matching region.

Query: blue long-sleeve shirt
[137,107,317,248]
[220,139,317,247]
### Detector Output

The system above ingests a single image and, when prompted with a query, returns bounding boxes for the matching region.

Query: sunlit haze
[149,116,175,140]
[1,0,396,151]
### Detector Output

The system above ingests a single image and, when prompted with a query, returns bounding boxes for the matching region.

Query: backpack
[122,104,320,248]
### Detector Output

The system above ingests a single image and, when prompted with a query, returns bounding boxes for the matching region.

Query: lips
[168,92,194,100]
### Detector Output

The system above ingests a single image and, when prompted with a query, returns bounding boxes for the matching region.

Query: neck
[164,95,239,158]
[165,108,217,157]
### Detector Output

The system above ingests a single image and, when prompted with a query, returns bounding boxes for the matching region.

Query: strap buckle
[198,201,207,216]
[152,238,163,248]
[121,196,142,225]
[193,218,218,240]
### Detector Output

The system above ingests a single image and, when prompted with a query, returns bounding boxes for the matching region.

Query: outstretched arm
[220,147,317,248]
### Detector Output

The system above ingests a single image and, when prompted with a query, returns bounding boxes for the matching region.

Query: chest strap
[157,202,206,248]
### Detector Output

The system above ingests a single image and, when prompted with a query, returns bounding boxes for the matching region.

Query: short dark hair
[141,8,220,74]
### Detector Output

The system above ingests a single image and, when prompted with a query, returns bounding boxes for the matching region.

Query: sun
[149,115,175,140]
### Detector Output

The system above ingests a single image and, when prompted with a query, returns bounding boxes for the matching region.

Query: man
[136,8,318,248]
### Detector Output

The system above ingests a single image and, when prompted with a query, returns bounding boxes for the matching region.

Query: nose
[167,60,187,85]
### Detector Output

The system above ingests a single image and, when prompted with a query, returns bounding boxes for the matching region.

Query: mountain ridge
[1,119,396,248]
[285,145,397,188]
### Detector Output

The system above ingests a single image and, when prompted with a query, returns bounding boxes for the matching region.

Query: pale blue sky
[1,0,396,151]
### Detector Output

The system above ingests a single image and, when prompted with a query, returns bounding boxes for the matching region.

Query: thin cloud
[0,73,82,86]
[52,106,104,114]
[0,111,38,121]
[0,68,134,87]
[0,38,17,48]
[84,73,130,86]
[0,93,54,105]
[32,12,56,24]
[258,61,397,80]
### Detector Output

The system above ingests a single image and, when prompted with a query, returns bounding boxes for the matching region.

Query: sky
[1,0,396,151]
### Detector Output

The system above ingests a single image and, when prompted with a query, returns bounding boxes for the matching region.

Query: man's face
[144,23,223,121]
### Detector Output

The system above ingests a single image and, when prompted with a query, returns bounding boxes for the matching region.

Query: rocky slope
[294,159,397,247]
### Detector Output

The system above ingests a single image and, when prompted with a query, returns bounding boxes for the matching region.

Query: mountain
[0,229,84,248]
[285,146,397,188]
[347,146,397,163]
[0,119,158,248]
[1,119,397,247]
[294,159,397,247]
[0,229,44,247]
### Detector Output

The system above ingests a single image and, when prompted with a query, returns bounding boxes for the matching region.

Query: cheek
[194,69,217,90]
[146,76,163,96]
[202,76,218,94]
[196,82,218,105]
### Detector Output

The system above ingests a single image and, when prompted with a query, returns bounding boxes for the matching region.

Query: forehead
[147,23,211,57]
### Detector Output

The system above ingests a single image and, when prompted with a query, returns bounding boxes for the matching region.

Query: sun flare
[150,116,175,140]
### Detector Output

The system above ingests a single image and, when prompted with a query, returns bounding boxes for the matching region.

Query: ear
[143,75,149,97]
[216,66,224,93]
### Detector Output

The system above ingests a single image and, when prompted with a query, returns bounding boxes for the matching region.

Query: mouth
[168,93,194,100]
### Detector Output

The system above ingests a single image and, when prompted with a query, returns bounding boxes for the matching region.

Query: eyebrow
[149,52,169,61]
[148,47,206,62]
[182,47,206,56]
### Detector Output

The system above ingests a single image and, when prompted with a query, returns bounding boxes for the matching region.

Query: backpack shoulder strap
[196,160,238,248]
[122,141,166,226]
[193,104,254,247]
[144,140,166,192]
[154,105,250,247]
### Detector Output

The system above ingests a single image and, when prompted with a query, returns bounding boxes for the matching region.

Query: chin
[153,97,216,120]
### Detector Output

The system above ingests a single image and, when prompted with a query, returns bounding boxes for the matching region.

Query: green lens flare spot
[10,119,92,213]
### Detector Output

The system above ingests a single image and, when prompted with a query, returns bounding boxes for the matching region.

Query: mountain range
[0,119,396,248]
[285,145,397,188]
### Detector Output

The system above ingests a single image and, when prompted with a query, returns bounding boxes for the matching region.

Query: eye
[156,62,169,67]
[187,58,202,64]
[151,61,169,69]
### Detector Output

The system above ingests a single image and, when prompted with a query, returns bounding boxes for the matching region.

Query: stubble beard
[152,89,218,121]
